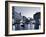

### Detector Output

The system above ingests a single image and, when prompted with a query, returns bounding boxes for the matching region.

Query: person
[33,12,40,29]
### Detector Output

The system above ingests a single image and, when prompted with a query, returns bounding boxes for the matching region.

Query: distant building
[29,18,35,29]
[12,7,23,23]
[12,7,23,30]
[14,12,22,22]
[33,12,40,29]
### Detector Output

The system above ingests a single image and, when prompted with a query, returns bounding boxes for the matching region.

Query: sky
[13,6,41,18]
